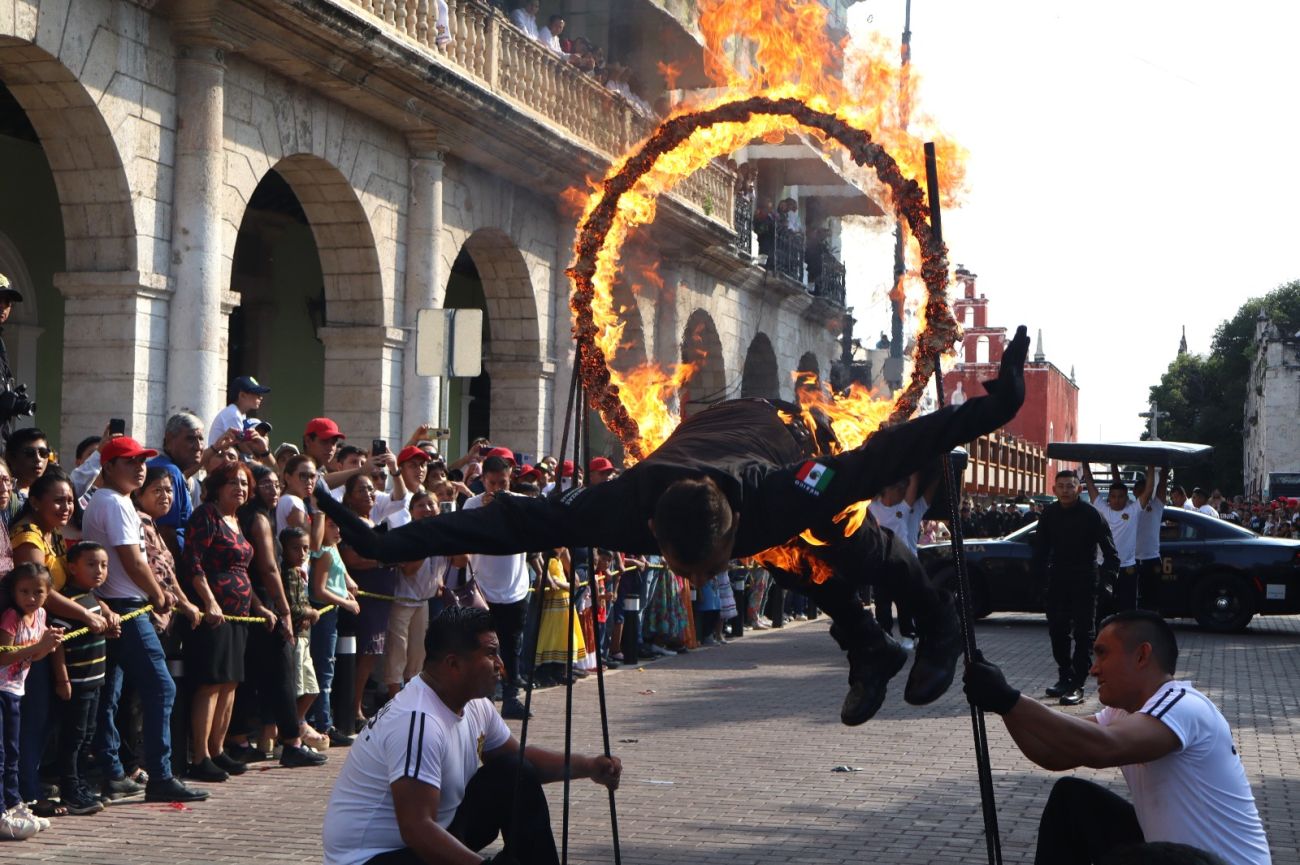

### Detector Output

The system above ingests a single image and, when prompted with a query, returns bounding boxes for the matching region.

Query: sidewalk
[8,613,1298,864]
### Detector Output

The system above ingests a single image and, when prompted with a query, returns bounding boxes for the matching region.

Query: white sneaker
[0,810,38,840]
[12,803,48,832]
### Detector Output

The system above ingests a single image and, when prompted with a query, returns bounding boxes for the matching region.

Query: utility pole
[1138,399,1170,440]
[884,0,913,391]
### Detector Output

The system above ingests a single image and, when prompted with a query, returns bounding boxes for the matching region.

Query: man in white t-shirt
[373,446,432,529]
[509,0,539,39]
[965,610,1271,865]
[322,606,621,865]
[208,374,271,446]
[1134,467,1167,611]
[1190,488,1220,518]
[1083,464,1156,615]
[463,456,532,720]
[84,437,209,804]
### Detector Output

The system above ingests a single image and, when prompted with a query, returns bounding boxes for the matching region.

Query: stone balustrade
[340,0,734,228]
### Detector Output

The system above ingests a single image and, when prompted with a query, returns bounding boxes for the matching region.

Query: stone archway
[0,41,145,448]
[681,309,726,418]
[609,277,649,375]
[797,350,821,378]
[741,332,780,399]
[444,228,544,458]
[225,154,390,440]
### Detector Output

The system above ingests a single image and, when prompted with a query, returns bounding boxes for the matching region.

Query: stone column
[166,43,227,427]
[401,144,446,439]
[483,356,554,463]
[320,324,406,442]
[57,271,171,447]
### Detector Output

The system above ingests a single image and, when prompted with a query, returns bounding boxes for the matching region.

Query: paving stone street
[8,613,1298,865]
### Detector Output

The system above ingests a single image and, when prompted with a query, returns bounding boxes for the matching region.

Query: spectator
[533,548,588,685]
[276,454,318,536]
[339,472,398,731]
[0,459,12,575]
[0,562,64,839]
[84,436,208,803]
[4,427,49,522]
[48,542,113,816]
[372,446,426,529]
[509,0,540,40]
[274,443,300,474]
[208,375,272,446]
[278,526,327,754]
[181,460,276,783]
[385,491,455,699]
[302,418,356,492]
[144,412,217,552]
[131,466,202,636]
[463,456,531,719]
[235,418,275,467]
[308,517,360,746]
[73,437,101,468]
[236,465,326,768]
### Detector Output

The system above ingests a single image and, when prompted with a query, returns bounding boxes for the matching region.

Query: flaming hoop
[566,95,960,463]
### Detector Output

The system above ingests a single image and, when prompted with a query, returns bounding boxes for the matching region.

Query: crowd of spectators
[502,1,661,118]
[0,373,827,841]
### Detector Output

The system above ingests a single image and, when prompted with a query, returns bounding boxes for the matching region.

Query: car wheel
[1191,573,1256,632]
[933,565,992,620]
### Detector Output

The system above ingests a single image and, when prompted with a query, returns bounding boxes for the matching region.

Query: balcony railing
[774,223,805,283]
[733,190,754,255]
[339,0,734,227]
[813,251,846,306]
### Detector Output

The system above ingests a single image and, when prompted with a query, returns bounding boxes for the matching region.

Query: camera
[0,383,36,422]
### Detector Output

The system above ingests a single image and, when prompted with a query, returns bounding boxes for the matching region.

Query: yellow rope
[0,604,154,653]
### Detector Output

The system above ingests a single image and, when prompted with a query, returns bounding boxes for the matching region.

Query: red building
[943,266,1080,495]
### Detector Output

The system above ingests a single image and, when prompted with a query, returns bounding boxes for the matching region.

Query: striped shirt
[52,592,107,689]
[322,676,511,865]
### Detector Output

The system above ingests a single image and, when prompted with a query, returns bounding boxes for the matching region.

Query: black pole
[925,140,1003,865]
[561,376,586,865]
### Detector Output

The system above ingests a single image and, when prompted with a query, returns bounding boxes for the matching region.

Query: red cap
[304,417,345,440]
[560,459,575,478]
[397,445,431,465]
[485,446,516,465]
[588,456,615,474]
[101,437,159,462]
[518,464,543,481]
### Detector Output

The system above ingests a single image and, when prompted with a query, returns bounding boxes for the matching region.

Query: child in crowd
[50,543,118,815]
[279,527,327,759]
[0,563,65,840]
[385,491,450,699]
[308,519,360,747]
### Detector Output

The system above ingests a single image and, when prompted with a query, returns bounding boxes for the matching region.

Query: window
[975,335,989,364]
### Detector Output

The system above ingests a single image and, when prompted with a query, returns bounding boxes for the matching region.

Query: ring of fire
[566,95,959,464]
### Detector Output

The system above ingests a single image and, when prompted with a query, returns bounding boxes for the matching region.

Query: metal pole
[925,141,1003,865]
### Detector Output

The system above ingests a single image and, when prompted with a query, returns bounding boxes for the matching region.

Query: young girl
[0,563,64,840]
[308,518,360,746]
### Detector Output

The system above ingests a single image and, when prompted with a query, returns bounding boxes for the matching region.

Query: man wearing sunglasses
[3,427,50,522]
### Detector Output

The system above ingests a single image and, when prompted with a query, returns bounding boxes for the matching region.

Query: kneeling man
[964,610,1270,865]
[323,607,622,865]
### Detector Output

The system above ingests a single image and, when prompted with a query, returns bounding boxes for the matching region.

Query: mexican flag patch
[795,460,834,496]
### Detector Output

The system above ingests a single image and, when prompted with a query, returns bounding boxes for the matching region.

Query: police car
[918,508,1300,632]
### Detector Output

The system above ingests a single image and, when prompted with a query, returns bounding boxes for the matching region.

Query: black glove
[982,325,1029,411]
[963,651,1021,716]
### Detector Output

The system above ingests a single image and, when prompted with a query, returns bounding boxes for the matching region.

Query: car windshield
[1173,509,1258,539]
[1003,521,1037,543]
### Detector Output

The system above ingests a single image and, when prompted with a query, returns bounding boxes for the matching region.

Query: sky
[838,0,1300,441]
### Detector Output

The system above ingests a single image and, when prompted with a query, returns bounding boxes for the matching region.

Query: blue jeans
[308,608,339,731]
[93,604,176,781]
[18,655,51,800]
[0,691,20,809]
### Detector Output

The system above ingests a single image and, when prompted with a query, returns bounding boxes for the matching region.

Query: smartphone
[438,501,454,514]
[372,439,388,457]
[109,418,126,436]
[427,427,451,439]
[478,445,492,457]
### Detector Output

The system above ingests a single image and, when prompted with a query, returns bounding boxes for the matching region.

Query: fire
[656,60,682,92]
[567,2,971,576]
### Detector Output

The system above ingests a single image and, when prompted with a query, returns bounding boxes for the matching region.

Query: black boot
[840,634,908,726]
[1044,671,1073,698]
[904,592,963,706]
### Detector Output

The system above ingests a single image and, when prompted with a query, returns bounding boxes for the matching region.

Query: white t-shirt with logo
[1099,499,1142,567]
[463,493,529,604]
[1135,497,1165,561]
[322,677,511,864]
[868,497,925,554]
[83,489,147,600]
[1096,681,1271,865]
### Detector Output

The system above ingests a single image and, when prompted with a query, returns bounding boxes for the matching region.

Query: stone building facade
[1244,314,1300,498]
[0,0,865,459]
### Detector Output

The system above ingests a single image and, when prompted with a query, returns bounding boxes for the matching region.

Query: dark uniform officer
[1031,470,1120,706]
[319,328,1032,724]
[0,273,34,442]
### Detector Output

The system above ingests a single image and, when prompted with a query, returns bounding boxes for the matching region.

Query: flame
[571,0,967,462]
[657,60,682,92]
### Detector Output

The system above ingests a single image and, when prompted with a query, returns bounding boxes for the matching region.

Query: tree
[1146,280,1300,493]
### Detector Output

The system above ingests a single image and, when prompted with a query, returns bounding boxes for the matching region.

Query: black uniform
[1030,501,1120,687]
[318,387,1022,657]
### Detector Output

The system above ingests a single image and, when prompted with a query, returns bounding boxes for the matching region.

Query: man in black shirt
[320,328,1032,724]
[1031,469,1120,706]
